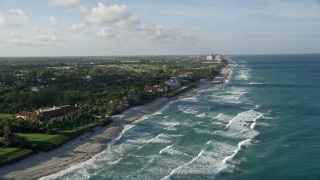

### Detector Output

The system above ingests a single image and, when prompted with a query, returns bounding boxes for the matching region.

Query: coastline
[0,62,234,180]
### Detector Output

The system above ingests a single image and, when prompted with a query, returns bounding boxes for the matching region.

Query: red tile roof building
[16,111,38,120]
[16,105,77,120]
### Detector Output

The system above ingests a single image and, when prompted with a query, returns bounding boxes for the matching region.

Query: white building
[206,54,214,61]
[215,55,222,63]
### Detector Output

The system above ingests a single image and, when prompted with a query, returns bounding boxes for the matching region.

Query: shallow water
[43,54,320,180]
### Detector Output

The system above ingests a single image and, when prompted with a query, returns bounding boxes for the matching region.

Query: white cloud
[50,0,81,7]
[86,3,131,23]
[70,23,86,31]
[115,15,140,29]
[47,16,58,25]
[138,24,177,40]
[31,26,38,32]
[36,35,58,42]
[180,35,202,45]
[97,27,117,38]
[8,9,30,22]
[0,15,5,26]
[84,2,187,43]
[9,38,32,45]
[7,33,32,45]
[78,5,88,14]
[0,9,30,27]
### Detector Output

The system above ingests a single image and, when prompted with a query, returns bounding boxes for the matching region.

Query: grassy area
[15,133,66,152]
[0,120,111,165]
[60,122,99,134]
[14,122,107,152]
[0,148,33,166]
[0,113,14,119]
[0,147,21,156]
[15,133,60,142]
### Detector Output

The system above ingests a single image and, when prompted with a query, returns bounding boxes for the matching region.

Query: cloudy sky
[0,0,319,56]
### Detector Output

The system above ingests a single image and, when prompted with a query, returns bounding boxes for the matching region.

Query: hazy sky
[0,0,319,56]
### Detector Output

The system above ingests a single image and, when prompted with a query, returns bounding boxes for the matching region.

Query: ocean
[43,54,320,180]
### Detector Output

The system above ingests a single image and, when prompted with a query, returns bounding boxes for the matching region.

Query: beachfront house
[127,92,141,104]
[165,78,181,90]
[207,54,214,61]
[36,105,78,119]
[16,111,38,120]
[177,72,194,83]
[145,84,168,94]
[215,55,222,63]
[16,105,78,120]
[108,98,130,112]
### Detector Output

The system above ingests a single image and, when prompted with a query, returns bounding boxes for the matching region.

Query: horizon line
[0,53,320,58]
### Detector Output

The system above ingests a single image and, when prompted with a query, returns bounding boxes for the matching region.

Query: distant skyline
[0,0,319,56]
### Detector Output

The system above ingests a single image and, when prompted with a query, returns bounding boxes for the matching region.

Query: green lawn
[15,133,60,142]
[0,147,21,156]
[0,113,14,119]
[15,133,65,151]
[0,148,33,165]
[60,123,98,134]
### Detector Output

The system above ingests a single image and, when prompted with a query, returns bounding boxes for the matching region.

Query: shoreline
[0,62,234,180]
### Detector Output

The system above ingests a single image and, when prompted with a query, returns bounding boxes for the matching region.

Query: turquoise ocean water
[44,54,320,180]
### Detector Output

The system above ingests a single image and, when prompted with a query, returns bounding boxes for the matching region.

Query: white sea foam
[215,113,234,122]
[193,128,216,135]
[159,145,191,157]
[178,105,199,114]
[127,136,151,145]
[147,134,182,144]
[159,121,180,127]
[210,121,225,126]
[117,115,149,140]
[212,110,264,140]
[256,121,270,127]
[40,114,154,180]
[212,87,248,104]
[196,113,206,118]
[236,68,251,81]
[164,126,178,131]
[226,110,264,129]
[225,67,234,84]
[229,87,248,96]
[153,101,172,115]
[180,96,199,102]
[249,81,263,85]
[250,122,257,129]
[159,120,180,131]
[162,141,242,179]
[39,143,132,180]
[179,119,197,127]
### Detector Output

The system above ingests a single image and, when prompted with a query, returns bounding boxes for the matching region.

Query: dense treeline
[0,57,222,114]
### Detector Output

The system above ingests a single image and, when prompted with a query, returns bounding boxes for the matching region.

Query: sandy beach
[0,63,234,180]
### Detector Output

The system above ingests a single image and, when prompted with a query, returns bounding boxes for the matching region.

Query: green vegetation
[0,147,21,156]
[0,148,33,166]
[16,133,60,142]
[15,133,67,152]
[164,83,198,98]
[0,55,227,166]
[0,113,14,119]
